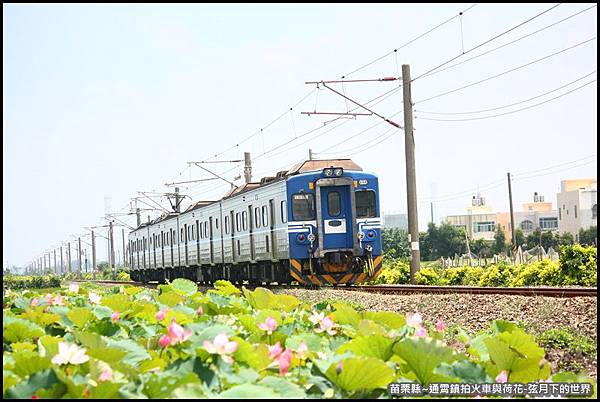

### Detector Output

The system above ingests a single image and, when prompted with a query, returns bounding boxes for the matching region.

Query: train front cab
[287,167,383,285]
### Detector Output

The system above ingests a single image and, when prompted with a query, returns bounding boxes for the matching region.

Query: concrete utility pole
[402,64,421,283]
[244,152,252,183]
[507,172,516,254]
[308,149,314,161]
[77,237,82,279]
[109,220,116,279]
[92,230,97,280]
[174,188,181,213]
[67,242,72,273]
[430,202,434,224]
[121,228,126,268]
[60,247,63,275]
[53,249,57,274]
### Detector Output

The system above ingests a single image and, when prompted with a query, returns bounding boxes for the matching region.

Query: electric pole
[60,246,63,275]
[430,202,434,224]
[309,149,314,160]
[244,152,252,183]
[402,64,421,283]
[67,242,72,274]
[53,249,57,274]
[109,220,116,279]
[507,172,516,254]
[121,228,126,268]
[77,237,82,279]
[92,230,96,280]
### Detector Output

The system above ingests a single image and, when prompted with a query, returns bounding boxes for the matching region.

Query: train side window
[236,213,241,232]
[291,193,315,220]
[328,191,341,217]
[262,205,268,226]
[215,218,219,229]
[356,190,376,218]
[225,216,229,234]
[181,228,185,243]
[255,207,260,228]
[204,222,208,238]
[281,200,287,223]
[242,211,248,230]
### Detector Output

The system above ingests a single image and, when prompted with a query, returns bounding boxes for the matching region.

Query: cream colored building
[496,192,558,236]
[556,179,597,240]
[445,194,497,241]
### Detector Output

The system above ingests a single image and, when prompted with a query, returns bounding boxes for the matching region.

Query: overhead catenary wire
[415,78,596,122]
[415,70,596,115]
[414,36,596,105]
[415,4,597,81]
[412,3,563,81]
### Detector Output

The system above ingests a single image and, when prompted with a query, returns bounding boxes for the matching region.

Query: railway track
[73,280,597,298]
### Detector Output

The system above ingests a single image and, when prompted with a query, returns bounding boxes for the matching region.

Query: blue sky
[4,3,597,267]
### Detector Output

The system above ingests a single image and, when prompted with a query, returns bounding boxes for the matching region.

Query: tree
[381,228,409,259]
[556,232,574,247]
[470,238,491,257]
[578,226,597,246]
[491,227,508,255]
[515,229,526,248]
[420,222,466,260]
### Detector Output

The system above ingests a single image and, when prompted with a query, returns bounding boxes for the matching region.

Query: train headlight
[297,233,306,242]
[334,168,343,176]
[307,233,315,242]
[357,231,365,240]
[367,230,376,238]
[323,168,333,177]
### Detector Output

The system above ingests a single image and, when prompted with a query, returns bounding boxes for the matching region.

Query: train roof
[130,158,363,233]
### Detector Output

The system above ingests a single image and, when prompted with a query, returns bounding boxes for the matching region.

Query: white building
[496,192,559,236]
[556,179,597,240]
[445,194,497,241]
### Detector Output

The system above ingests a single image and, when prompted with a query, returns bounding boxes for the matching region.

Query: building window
[291,193,315,220]
[593,204,597,219]
[539,217,558,230]
[474,221,495,233]
[574,205,577,218]
[520,220,534,231]
[356,190,377,218]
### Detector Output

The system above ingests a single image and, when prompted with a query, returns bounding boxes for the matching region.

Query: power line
[414,36,596,105]
[415,71,596,115]
[415,4,597,81]
[415,78,596,121]
[513,160,596,181]
[341,4,478,79]
[512,154,596,177]
[412,3,562,81]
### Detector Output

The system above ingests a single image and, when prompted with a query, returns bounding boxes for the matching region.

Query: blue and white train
[128,159,383,286]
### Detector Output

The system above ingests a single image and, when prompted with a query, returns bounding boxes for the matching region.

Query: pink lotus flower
[203,333,238,364]
[278,348,293,376]
[111,311,120,322]
[314,316,337,335]
[155,310,166,321]
[415,327,428,338]
[68,283,79,293]
[88,292,101,304]
[196,306,204,316]
[98,369,112,382]
[258,316,278,335]
[308,311,325,325]
[167,319,192,345]
[45,294,53,305]
[158,335,171,348]
[268,342,283,360]
[296,341,308,360]
[51,342,89,365]
[52,294,64,306]
[495,370,508,383]
[406,312,423,328]
[435,319,446,332]
[31,298,39,307]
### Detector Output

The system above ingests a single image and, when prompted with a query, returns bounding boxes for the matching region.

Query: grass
[537,328,597,357]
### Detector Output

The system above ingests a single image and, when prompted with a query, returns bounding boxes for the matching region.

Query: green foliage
[3,275,61,290]
[2,281,596,399]
[415,267,439,285]
[537,328,596,357]
[558,244,597,286]
[578,226,597,246]
[420,222,467,261]
[381,228,409,259]
[491,227,508,255]
[370,259,410,285]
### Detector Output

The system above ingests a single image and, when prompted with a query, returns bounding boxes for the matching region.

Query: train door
[161,231,165,267]
[184,224,188,266]
[230,211,236,262]
[320,186,353,251]
[209,217,214,264]
[170,229,175,267]
[248,205,255,261]
[269,199,277,259]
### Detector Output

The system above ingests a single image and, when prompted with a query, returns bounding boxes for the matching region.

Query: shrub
[3,275,61,290]
[415,267,440,285]
[372,260,410,284]
[537,328,597,357]
[478,263,516,287]
[117,271,131,281]
[440,266,468,286]
[559,244,597,286]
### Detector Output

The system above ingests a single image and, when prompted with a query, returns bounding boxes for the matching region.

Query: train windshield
[356,190,376,218]
[292,193,315,220]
